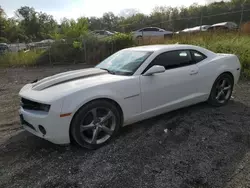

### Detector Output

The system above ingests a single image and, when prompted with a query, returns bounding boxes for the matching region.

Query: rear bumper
[19,107,71,145]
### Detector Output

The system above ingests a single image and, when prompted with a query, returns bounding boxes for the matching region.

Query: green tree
[101,12,118,30]
[59,17,88,39]
[0,6,7,41]
[15,6,57,41]
[88,17,102,30]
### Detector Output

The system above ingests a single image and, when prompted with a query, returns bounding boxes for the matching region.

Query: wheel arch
[216,71,234,85]
[69,97,124,141]
[209,71,234,97]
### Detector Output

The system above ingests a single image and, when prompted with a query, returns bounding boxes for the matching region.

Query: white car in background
[19,44,241,149]
[132,27,173,39]
[179,25,211,33]
[207,22,238,31]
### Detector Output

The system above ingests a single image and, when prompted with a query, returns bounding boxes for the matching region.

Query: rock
[152,167,161,173]
[164,128,168,133]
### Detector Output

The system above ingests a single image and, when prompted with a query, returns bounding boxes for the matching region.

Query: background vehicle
[132,27,173,39]
[178,25,211,34]
[207,22,238,31]
[0,43,10,54]
[28,39,55,50]
[19,44,241,149]
[92,30,114,38]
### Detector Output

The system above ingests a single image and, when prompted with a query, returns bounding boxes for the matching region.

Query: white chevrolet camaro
[19,44,241,149]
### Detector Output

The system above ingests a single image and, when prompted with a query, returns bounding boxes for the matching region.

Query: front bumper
[19,107,71,145]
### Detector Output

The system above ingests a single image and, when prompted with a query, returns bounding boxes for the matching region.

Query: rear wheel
[71,100,121,149]
[208,73,234,106]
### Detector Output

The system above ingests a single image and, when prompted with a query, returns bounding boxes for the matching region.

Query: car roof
[143,27,161,29]
[137,27,162,30]
[125,44,200,52]
[211,22,237,27]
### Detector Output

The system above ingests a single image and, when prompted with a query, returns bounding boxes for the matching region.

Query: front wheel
[70,100,121,149]
[208,73,234,106]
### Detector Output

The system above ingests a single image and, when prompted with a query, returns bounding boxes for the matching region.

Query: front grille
[21,98,50,112]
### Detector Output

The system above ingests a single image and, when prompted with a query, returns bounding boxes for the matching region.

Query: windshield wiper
[99,68,116,75]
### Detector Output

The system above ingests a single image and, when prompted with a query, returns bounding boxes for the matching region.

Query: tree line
[0,0,250,43]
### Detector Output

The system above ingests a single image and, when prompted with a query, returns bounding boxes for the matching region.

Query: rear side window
[190,50,207,63]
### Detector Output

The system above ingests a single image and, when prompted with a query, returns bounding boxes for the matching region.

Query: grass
[0,50,45,67]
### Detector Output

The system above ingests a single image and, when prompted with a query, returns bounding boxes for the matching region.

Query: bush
[45,33,135,65]
[0,37,9,43]
[103,33,135,49]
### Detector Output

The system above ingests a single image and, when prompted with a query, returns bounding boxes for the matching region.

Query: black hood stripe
[38,72,108,90]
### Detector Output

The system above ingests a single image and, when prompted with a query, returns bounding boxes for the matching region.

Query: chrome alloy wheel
[215,77,232,103]
[79,107,116,145]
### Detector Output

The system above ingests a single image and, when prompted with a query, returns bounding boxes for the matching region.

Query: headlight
[39,104,51,112]
[21,98,51,112]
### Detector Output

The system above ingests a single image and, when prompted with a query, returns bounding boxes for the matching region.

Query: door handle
[190,70,198,75]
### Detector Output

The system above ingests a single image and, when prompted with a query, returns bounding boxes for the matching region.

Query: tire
[208,73,234,106]
[70,100,121,149]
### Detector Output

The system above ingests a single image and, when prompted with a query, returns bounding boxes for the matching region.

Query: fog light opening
[38,125,46,135]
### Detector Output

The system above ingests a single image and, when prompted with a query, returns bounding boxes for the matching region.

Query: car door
[140,28,156,37]
[140,50,200,114]
[141,28,151,37]
[147,27,160,36]
[99,30,105,37]
[152,28,162,36]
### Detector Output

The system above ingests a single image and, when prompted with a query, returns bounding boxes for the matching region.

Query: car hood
[19,68,135,102]
[32,68,108,91]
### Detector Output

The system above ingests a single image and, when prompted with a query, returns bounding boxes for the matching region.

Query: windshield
[96,50,153,75]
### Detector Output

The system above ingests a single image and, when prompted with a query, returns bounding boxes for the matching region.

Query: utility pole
[200,11,203,32]
[240,0,246,27]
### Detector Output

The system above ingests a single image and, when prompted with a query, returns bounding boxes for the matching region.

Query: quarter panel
[196,54,240,98]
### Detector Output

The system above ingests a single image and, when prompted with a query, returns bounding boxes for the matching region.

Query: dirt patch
[1,65,250,188]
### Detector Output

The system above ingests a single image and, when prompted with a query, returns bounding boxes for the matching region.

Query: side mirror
[143,65,165,76]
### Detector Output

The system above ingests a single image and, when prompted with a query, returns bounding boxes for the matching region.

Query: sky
[1,0,208,22]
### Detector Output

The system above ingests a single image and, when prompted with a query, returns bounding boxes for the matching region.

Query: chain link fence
[2,9,250,66]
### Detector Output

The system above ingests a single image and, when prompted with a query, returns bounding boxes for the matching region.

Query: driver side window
[143,50,193,73]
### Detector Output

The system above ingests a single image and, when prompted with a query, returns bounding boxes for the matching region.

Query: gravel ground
[1,65,250,188]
